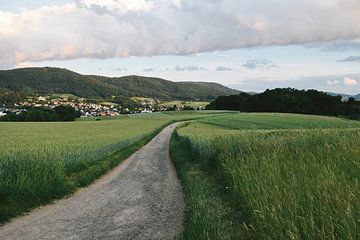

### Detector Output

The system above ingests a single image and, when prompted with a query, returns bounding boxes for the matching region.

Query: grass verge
[170,131,243,240]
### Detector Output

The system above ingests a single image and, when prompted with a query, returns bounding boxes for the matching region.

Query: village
[0,95,204,118]
[1,95,149,118]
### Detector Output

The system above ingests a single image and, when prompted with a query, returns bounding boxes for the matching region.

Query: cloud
[337,56,360,62]
[317,40,360,52]
[114,67,128,71]
[15,62,38,69]
[326,80,340,85]
[216,66,233,71]
[79,0,154,13]
[142,65,205,71]
[142,67,157,72]
[175,65,205,71]
[343,77,358,86]
[243,59,277,70]
[229,74,360,95]
[1,0,360,68]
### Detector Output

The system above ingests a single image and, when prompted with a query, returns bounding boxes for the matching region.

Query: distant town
[0,95,207,118]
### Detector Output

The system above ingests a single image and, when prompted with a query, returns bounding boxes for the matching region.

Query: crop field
[2,111,360,238]
[159,101,209,108]
[0,118,167,222]
[199,112,360,130]
[173,113,360,239]
[0,111,227,222]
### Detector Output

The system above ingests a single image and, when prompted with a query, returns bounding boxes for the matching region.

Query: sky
[1,0,360,94]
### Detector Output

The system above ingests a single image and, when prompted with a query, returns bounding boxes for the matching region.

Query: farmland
[2,111,360,239]
[160,101,209,108]
[0,111,226,222]
[172,113,360,239]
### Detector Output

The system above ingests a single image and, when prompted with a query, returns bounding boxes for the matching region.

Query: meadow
[0,111,225,222]
[159,101,209,108]
[173,113,360,239]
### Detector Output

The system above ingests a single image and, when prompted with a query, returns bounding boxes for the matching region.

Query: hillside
[0,67,239,101]
[327,92,360,101]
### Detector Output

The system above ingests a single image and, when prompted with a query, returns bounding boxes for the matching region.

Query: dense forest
[0,88,26,106]
[0,106,80,122]
[0,67,238,103]
[206,88,360,117]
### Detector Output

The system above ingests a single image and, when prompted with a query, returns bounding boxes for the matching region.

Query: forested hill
[0,67,239,101]
[207,88,360,117]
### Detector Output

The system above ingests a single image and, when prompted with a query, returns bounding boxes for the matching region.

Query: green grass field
[99,101,119,106]
[199,112,360,130]
[50,93,78,98]
[173,113,360,239]
[160,101,209,108]
[0,111,227,222]
[2,111,360,239]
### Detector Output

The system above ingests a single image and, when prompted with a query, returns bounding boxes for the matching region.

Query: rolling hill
[0,67,239,101]
[327,92,360,101]
[353,93,360,100]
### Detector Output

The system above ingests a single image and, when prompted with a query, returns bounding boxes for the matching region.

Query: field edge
[170,130,244,240]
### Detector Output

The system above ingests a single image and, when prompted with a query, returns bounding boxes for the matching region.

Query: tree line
[0,106,80,122]
[206,88,360,118]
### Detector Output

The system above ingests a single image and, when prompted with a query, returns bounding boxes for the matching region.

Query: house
[108,111,119,117]
[141,109,153,114]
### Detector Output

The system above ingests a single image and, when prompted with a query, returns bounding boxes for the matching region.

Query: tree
[54,106,77,121]
[348,97,356,105]
[206,88,360,118]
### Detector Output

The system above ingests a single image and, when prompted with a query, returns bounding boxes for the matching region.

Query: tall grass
[170,132,243,240]
[176,114,360,239]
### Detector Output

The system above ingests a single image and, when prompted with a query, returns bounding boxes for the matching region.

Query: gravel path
[0,123,184,240]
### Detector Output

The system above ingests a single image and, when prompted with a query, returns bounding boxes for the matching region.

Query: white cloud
[142,65,205,72]
[326,80,340,85]
[79,0,154,13]
[113,67,128,71]
[142,67,156,72]
[243,59,277,70]
[15,62,39,69]
[343,77,358,86]
[175,65,205,71]
[172,0,182,8]
[216,66,233,71]
[1,0,360,68]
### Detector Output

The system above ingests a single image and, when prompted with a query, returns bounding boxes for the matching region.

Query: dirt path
[0,123,184,240]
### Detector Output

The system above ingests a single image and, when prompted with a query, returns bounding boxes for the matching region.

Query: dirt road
[0,123,184,240]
